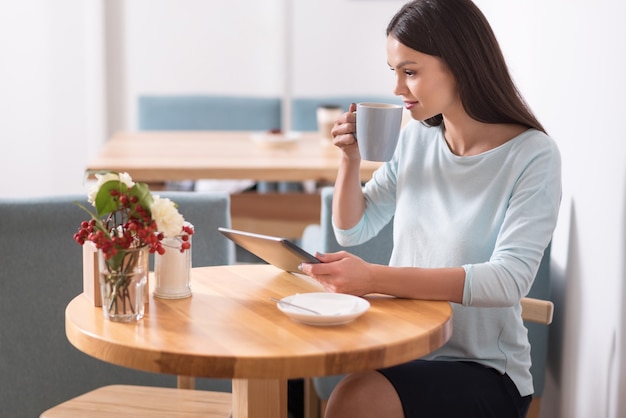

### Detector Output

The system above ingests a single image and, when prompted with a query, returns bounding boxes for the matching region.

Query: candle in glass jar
[154,226,192,299]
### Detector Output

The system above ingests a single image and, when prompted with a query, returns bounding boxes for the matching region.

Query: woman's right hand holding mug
[331,103,361,161]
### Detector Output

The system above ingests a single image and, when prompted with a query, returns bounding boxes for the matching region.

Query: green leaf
[95,180,127,217]
[130,182,154,214]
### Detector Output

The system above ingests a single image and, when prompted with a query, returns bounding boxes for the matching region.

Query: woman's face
[386,36,460,121]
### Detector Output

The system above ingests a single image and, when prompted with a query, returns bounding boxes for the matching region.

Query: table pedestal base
[232,378,288,418]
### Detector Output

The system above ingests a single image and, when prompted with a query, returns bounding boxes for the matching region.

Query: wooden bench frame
[41,385,232,418]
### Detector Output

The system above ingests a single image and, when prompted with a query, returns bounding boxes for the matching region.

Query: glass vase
[154,233,192,299]
[98,246,148,322]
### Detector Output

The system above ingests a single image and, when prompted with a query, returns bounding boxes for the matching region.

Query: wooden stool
[40,385,232,418]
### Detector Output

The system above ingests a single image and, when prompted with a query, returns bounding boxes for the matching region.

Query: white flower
[117,172,135,189]
[151,196,185,238]
[87,172,135,205]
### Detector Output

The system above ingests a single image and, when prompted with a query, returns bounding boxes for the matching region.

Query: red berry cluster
[178,224,195,253]
[74,189,166,259]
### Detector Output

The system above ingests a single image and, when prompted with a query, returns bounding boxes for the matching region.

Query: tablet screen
[218,227,320,273]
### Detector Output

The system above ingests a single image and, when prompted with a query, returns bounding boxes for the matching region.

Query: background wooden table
[65,265,452,418]
[86,131,382,237]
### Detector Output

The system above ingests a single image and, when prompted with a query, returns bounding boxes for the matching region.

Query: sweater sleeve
[334,123,561,308]
[462,137,562,307]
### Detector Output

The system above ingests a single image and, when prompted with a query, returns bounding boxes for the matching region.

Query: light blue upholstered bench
[138,95,281,131]
[0,192,234,417]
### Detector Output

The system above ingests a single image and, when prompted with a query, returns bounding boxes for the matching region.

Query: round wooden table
[66,265,452,418]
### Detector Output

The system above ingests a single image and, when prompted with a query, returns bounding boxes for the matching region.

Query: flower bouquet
[74,172,193,322]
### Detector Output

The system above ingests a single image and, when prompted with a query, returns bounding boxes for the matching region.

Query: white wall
[111,0,403,133]
[291,0,403,97]
[0,0,105,197]
[1,1,625,417]
[114,0,287,133]
[476,2,626,416]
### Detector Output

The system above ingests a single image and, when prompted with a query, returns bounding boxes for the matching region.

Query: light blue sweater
[334,121,562,396]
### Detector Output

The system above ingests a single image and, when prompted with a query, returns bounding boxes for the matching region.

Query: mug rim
[357,102,402,109]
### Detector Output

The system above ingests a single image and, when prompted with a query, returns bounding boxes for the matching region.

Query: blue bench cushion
[138,95,282,131]
[0,193,234,417]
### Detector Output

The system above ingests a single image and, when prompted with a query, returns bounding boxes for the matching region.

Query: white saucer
[276,292,370,326]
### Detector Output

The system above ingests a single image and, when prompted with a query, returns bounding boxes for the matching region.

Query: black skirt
[378,360,532,418]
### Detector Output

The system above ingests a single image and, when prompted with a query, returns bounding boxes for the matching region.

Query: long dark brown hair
[387,0,546,133]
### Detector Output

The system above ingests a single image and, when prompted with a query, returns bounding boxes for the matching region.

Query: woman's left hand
[299,251,374,296]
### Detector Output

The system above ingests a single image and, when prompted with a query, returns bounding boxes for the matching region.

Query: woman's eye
[389,67,416,77]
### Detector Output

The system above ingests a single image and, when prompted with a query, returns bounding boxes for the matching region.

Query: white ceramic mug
[355,102,403,161]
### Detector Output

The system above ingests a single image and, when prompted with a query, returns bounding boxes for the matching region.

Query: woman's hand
[331,103,361,160]
[299,251,374,296]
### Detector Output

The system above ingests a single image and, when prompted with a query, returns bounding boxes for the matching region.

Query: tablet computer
[218,227,321,273]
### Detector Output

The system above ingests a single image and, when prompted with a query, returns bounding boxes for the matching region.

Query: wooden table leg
[177,375,195,389]
[304,378,321,418]
[232,378,288,418]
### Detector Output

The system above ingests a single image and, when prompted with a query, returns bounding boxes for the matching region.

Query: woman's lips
[404,101,418,110]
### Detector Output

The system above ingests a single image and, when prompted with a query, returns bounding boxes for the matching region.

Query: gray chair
[301,187,393,265]
[303,187,553,418]
[0,192,233,417]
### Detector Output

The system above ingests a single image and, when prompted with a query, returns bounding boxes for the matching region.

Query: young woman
[298,0,561,417]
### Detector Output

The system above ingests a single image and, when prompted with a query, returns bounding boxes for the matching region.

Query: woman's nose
[393,78,406,96]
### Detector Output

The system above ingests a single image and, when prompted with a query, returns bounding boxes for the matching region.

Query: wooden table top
[86,131,382,183]
[65,264,452,380]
